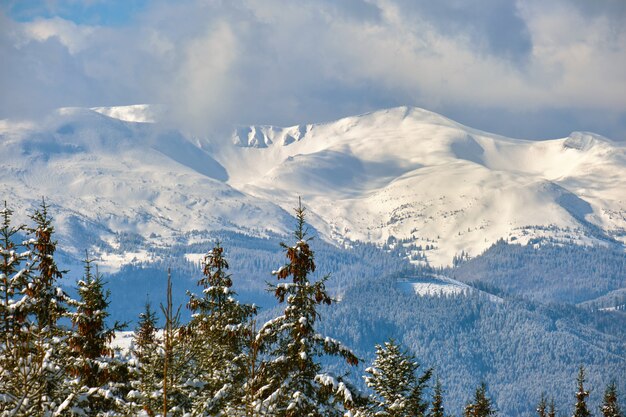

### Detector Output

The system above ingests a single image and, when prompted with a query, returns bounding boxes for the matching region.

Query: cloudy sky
[1,0,625,140]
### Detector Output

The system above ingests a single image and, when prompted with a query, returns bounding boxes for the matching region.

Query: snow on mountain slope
[1,105,624,268]
[397,275,502,303]
[0,107,293,265]
[211,106,626,266]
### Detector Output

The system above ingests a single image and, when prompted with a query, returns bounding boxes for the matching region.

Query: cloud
[1,0,625,140]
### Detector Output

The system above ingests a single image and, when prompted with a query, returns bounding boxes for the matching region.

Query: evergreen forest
[0,201,624,417]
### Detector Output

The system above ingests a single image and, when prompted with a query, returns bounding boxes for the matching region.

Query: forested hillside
[447,239,626,306]
[1,202,624,416]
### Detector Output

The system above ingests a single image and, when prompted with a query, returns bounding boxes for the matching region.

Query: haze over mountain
[1,104,625,268]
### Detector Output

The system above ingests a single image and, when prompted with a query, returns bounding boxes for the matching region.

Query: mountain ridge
[1,104,624,268]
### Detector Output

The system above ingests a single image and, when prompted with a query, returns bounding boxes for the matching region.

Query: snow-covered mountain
[1,105,625,268]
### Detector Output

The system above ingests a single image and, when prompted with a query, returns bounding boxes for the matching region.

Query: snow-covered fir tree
[600,382,623,417]
[464,383,496,417]
[363,339,432,417]
[126,300,163,416]
[0,202,37,416]
[0,202,78,416]
[253,199,360,416]
[69,255,127,415]
[160,268,193,416]
[185,242,257,416]
[572,366,591,417]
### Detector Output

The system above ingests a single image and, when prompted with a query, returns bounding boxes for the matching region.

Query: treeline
[0,201,623,416]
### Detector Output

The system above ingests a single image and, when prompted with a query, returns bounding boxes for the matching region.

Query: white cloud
[1,0,625,139]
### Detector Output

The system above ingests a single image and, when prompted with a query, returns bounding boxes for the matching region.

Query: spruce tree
[160,268,193,416]
[254,199,360,416]
[600,382,623,417]
[364,339,432,417]
[127,300,163,417]
[0,202,37,416]
[186,242,257,415]
[430,378,447,417]
[464,383,496,417]
[0,202,78,416]
[573,366,591,417]
[26,200,75,413]
[69,255,126,415]
[27,200,68,334]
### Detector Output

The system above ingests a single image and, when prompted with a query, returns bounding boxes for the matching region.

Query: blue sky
[1,0,625,140]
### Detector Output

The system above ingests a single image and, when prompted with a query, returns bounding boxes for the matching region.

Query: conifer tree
[430,378,447,417]
[0,202,37,416]
[254,199,360,416]
[0,202,78,416]
[27,200,68,334]
[549,399,557,417]
[186,242,257,415]
[364,339,432,417]
[69,255,126,415]
[127,300,163,417]
[600,382,623,417]
[573,366,591,417]
[160,268,193,416]
[26,200,75,413]
[537,393,548,417]
[464,383,496,417]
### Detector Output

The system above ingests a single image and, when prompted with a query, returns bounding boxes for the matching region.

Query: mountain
[1,104,624,270]
[2,105,625,416]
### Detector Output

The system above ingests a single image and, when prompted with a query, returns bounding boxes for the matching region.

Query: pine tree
[127,300,163,417]
[600,382,623,417]
[464,383,496,417]
[69,255,126,415]
[364,339,432,417]
[430,378,447,417]
[573,366,591,417]
[254,199,360,416]
[186,242,257,415]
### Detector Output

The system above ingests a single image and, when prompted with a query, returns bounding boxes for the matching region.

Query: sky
[1,0,625,140]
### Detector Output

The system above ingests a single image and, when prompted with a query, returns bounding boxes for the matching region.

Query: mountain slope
[1,105,625,268]
[213,106,626,266]
[0,107,293,264]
